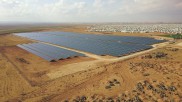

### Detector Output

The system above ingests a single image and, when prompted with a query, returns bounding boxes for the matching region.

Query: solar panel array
[15,32,164,45]
[15,32,165,60]
[17,43,85,61]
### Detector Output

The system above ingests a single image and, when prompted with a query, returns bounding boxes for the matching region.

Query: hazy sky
[0,0,182,23]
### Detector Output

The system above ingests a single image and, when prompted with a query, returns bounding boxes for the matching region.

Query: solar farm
[15,32,165,61]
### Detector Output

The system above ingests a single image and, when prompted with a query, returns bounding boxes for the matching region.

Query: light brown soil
[48,46,182,102]
[0,25,181,102]
[0,46,94,86]
[0,52,36,102]
[0,34,33,46]
[176,41,182,47]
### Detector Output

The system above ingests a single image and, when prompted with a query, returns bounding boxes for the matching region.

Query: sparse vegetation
[141,52,168,59]
[67,80,181,102]
[16,57,30,64]
[160,33,182,39]
[105,79,120,89]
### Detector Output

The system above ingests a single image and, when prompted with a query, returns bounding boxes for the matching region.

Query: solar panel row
[17,43,85,61]
[15,31,165,60]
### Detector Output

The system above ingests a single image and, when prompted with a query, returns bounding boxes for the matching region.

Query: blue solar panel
[15,31,165,59]
[14,31,165,45]
[17,44,54,61]
[17,43,85,61]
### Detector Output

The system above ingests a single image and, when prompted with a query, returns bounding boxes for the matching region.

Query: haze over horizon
[0,0,182,23]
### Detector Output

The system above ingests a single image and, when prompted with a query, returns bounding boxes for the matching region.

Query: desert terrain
[0,25,181,102]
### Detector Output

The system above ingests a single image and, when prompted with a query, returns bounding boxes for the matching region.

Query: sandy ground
[48,46,182,102]
[0,46,94,86]
[177,42,182,47]
[0,25,181,102]
[0,34,33,46]
[0,51,36,102]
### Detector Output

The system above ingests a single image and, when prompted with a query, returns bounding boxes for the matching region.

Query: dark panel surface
[17,43,85,61]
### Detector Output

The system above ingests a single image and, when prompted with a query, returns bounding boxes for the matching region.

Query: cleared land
[0,25,181,102]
